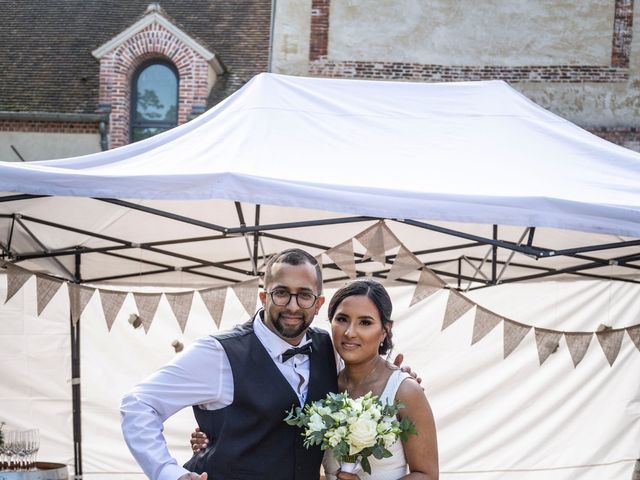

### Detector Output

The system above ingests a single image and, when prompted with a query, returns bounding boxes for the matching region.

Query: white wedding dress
[323,370,411,480]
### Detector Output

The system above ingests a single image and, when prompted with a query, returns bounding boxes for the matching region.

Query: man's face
[259,261,325,345]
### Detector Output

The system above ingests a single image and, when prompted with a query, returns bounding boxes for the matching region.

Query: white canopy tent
[0,73,639,479]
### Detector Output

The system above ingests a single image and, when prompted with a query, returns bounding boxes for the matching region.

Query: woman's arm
[396,378,439,479]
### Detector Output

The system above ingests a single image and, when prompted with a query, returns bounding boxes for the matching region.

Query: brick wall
[589,127,640,152]
[0,120,100,133]
[98,22,211,148]
[309,0,633,83]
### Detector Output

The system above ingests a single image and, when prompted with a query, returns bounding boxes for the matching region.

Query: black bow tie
[281,343,313,362]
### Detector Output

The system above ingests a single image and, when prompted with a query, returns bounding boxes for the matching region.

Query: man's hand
[191,427,209,453]
[179,473,207,480]
[392,353,422,384]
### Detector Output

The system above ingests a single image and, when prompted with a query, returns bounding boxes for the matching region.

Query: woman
[190,279,438,479]
[322,279,438,480]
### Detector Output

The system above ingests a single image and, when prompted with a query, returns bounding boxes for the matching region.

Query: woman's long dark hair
[328,279,393,355]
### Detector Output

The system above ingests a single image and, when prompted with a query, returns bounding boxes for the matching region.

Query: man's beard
[271,312,310,339]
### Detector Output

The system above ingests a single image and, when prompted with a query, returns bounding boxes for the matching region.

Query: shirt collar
[253,309,312,360]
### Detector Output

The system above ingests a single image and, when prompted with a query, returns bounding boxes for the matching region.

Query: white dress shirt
[120,310,316,480]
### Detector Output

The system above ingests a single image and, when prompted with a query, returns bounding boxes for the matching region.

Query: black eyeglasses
[268,288,318,309]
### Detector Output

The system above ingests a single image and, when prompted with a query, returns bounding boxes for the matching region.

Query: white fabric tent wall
[2,273,639,479]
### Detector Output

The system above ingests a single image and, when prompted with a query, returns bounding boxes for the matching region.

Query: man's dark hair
[263,248,323,294]
[328,279,394,355]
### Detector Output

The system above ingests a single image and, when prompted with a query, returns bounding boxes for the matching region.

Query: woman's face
[331,294,387,364]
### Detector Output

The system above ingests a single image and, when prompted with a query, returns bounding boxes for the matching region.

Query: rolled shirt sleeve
[120,336,232,480]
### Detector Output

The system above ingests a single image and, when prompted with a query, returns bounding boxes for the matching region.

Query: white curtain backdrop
[1,273,639,479]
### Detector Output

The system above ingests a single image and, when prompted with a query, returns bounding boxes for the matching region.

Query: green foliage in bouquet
[285,391,416,475]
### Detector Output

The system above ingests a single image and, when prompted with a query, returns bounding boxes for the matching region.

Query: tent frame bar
[2,198,639,287]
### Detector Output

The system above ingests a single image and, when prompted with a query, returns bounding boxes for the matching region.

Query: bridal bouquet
[285,391,416,475]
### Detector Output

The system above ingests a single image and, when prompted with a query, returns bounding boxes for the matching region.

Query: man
[121,248,338,480]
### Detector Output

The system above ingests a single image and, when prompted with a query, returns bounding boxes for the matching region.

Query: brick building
[270,0,640,151]
[0,1,272,160]
[2,0,639,160]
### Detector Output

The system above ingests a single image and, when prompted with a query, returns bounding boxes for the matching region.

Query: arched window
[130,60,179,142]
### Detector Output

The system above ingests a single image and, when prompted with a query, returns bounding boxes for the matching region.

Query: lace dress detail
[323,370,411,480]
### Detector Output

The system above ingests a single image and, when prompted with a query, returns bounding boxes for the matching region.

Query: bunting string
[1,220,639,367]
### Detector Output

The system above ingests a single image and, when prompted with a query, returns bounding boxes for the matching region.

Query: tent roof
[0,73,639,287]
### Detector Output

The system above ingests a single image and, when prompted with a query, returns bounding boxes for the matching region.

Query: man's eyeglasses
[268,289,318,309]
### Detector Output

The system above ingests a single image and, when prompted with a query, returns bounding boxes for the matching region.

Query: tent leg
[70,310,82,479]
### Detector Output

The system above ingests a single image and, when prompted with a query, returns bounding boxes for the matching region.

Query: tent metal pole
[398,219,547,257]
[252,205,261,272]
[95,198,228,232]
[0,194,48,203]
[14,217,74,280]
[492,225,498,284]
[71,251,83,479]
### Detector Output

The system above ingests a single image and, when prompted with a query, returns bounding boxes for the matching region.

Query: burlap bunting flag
[325,239,357,279]
[36,276,64,316]
[5,264,32,304]
[596,329,625,366]
[68,283,96,326]
[534,328,562,365]
[199,287,227,328]
[354,221,400,264]
[471,307,502,345]
[99,289,128,331]
[386,245,423,281]
[231,278,259,316]
[133,292,162,333]
[564,332,593,367]
[503,320,531,358]
[409,268,444,307]
[165,291,195,333]
[441,290,474,330]
[627,325,640,352]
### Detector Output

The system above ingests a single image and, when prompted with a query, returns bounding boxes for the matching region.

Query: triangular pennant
[441,290,474,330]
[99,289,128,331]
[503,320,531,358]
[355,221,400,264]
[165,291,195,333]
[132,292,162,333]
[325,239,357,279]
[596,329,625,366]
[314,254,323,270]
[534,328,562,365]
[386,245,423,281]
[409,268,444,307]
[231,278,260,316]
[564,332,593,367]
[199,287,227,328]
[36,276,64,316]
[471,307,502,345]
[5,264,32,304]
[68,283,96,326]
[626,325,640,352]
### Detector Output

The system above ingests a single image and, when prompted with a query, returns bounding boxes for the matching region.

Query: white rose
[326,426,348,447]
[347,416,378,455]
[316,406,332,417]
[377,417,394,434]
[369,405,382,421]
[308,412,326,432]
[381,432,397,449]
[331,411,347,423]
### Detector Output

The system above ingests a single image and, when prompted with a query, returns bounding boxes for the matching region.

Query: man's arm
[121,337,231,480]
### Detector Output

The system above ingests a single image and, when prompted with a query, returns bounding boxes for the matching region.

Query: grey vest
[184,317,337,480]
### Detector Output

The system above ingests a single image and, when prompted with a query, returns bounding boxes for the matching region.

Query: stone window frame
[93,5,224,148]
